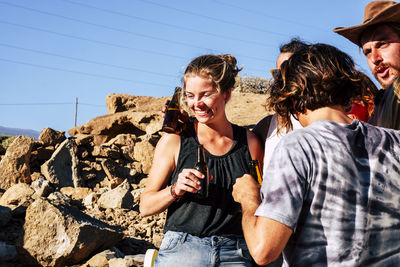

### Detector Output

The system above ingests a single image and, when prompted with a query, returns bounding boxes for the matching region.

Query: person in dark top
[140,54,263,266]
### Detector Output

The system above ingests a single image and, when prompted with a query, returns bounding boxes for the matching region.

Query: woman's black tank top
[163,123,252,237]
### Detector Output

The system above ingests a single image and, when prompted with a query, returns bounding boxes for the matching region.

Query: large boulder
[97,184,134,210]
[105,94,168,114]
[68,111,162,145]
[133,134,158,174]
[41,139,84,189]
[19,198,123,267]
[0,136,35,190]
[0,183,34,208]
[39,127,66,146]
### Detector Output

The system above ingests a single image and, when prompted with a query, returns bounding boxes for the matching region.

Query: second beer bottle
[161,87,182,134]
[194,144,209,199]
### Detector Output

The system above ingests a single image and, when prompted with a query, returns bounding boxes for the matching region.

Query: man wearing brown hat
[334,0,400,129]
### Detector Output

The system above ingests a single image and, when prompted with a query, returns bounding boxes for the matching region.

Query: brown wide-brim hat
[334,1,400,46]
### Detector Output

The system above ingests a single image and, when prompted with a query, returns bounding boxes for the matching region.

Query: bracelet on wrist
[170,182,182,201]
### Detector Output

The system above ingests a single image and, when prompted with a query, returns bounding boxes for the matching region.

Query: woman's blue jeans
[154,231,253,267]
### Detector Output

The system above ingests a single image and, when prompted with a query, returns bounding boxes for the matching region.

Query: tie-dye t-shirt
[255,120,400,266]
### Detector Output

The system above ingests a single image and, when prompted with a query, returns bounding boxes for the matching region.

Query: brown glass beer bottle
[249,160,262,185]
[162,87,182,134]
[194,144,209,199]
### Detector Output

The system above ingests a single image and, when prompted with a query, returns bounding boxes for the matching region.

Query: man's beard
[373,62,397,89]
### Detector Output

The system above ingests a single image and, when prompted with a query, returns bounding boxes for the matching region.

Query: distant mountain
[0,125,40,139]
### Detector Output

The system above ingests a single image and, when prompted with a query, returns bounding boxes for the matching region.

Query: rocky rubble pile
[0,92,268,266]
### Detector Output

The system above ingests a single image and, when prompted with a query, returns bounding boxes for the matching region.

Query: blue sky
[0,0,373,133]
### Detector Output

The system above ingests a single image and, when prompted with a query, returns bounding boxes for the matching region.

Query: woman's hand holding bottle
[174,168,204,196]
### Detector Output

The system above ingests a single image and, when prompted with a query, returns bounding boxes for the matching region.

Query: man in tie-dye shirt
[233,44,400,266]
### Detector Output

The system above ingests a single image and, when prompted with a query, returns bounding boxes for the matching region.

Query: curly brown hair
[267,43,370,133]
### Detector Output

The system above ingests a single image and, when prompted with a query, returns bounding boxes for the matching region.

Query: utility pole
[74,97,78,128]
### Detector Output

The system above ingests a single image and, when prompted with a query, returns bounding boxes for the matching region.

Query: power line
[0,43,178,78]
[214,0,326,32]
[136,0,290,37]
[79,102,104,107]
[0,43,269,81]
[0,102,104,108]
[0,19,271,64]
[62,0,276,48]
[0,42,270,76]
[0,1,212,51]
[0,1,274,63]
[0,57,169,87]
[0,102,72,106]
[0,20,188,60]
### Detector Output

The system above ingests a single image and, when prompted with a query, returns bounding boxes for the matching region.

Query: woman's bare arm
[139,133,180,216]
[139,133,204,216]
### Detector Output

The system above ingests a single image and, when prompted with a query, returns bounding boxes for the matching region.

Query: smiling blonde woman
[140,54,263,267]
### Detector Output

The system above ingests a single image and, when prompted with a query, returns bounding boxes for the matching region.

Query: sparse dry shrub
[233,76,271,94]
